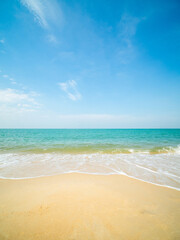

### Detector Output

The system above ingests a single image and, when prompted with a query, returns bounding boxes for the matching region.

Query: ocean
[0,129,180,190]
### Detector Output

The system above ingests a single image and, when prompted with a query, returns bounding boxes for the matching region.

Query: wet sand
[0,173,180,240]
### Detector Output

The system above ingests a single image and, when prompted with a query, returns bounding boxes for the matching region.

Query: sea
[0,129,180,190]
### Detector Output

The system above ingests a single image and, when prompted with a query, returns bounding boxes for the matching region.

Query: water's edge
[0,171,179,192]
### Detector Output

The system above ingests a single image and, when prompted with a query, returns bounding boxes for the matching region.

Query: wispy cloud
[0,39,5,44]
[0,88,40,112]
[47,34,58,44]
[20,0,63,29]
[2,73,17,85]
[9,78,17,84]
[58,80,82,101]
[117,14,144,64]
[3,74,9,78]
[119,14,141,47]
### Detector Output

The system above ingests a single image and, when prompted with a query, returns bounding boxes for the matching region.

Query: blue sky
[0,0,180,128]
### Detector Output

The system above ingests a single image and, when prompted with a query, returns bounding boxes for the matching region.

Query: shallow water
[0,129,180,189]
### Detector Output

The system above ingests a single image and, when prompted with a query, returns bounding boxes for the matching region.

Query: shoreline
[0,173,180,240]
[1,151,179,190]
[0,171,179,192]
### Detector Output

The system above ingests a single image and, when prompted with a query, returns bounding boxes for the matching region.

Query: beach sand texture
[0,173,180,240]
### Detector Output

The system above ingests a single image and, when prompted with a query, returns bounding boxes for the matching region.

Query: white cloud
[1,71,22,86]
[9,77,17,84]
[0,39,5,44]
[47,34,58,44]
[20,0,63,29]
[3,74,9,78]
[20,0,48,28]
[58,80,82,101]
[1,73,17,85]
[0,88,40,112]
[119,14,141,46]
[117,14,144,64]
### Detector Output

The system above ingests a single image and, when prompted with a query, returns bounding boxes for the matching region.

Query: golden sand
[0,173,180,240]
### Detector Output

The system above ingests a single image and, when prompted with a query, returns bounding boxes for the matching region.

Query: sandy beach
[0,173,179,240]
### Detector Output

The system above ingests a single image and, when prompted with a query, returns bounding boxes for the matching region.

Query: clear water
[0,129,180,190]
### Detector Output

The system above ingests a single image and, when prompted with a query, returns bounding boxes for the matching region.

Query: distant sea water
[0,129,180,190]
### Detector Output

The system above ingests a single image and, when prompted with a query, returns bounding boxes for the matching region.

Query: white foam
[0,152,179,190]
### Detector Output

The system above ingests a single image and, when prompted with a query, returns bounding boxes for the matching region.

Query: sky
[0,0,180,128]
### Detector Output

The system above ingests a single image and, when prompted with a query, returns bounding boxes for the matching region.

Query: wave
[0,151,180,190]
[1,144,180,155]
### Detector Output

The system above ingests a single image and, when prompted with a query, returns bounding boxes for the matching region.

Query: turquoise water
[0,129,180,189]
[0,129,180,153]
